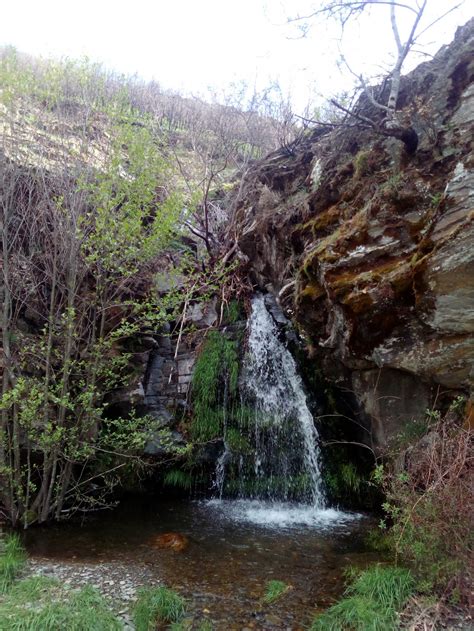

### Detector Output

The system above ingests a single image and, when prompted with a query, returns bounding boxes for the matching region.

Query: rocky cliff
[230,20,474,448]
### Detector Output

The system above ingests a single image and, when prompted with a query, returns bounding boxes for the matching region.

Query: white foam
[237,294,325,506]
[203,499,360,529]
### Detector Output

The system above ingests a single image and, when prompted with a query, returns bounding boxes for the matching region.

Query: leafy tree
[0,55,184,526]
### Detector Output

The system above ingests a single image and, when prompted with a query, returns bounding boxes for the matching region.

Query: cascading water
[212,294,333,525]
[238,294,325,507]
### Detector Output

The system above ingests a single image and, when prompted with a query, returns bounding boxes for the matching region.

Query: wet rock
[149,532,189,552]
[351,368,433,448]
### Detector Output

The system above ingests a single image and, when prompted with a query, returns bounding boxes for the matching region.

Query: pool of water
[23,497,383,629]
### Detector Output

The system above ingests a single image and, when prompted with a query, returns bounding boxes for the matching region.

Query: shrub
[379,406,472,601]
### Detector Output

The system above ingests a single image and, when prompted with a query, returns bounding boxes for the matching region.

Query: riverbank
[27,558,160,629]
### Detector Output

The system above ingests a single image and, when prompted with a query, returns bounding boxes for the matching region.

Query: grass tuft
[0,579,121,630]
[311,565,414,631]
[163,469,193,490]
[263,579,290,604]
[0,534,27,593]
[133,586,186,630]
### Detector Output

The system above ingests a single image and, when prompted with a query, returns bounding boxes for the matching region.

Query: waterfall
[221,294,325,508]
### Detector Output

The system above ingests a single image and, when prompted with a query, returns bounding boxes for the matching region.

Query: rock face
[231,20,474,448]
[108,300,218,456]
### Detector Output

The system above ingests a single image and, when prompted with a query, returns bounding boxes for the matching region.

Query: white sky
[0,1,472,111]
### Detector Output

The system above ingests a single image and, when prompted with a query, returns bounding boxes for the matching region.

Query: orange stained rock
[150,532,189,552]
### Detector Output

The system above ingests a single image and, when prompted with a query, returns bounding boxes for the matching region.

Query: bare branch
[391,1,404,54]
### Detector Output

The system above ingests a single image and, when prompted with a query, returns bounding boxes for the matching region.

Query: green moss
[191,331,239,441]
[353,150,371,179]
[222,299,243,325]
[299,283,324,301]
[301,206,340,236]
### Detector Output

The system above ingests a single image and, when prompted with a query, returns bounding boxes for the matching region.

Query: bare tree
[288,0,465,152]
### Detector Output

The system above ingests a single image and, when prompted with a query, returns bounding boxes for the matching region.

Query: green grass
[0,534,27,593]
[0,537,121,630]
[0,579,121,630]
[263,580,289,604]
[310,565,415,631]
[133,586,186,630]
[224,427,252,454]
[163,469,193,490]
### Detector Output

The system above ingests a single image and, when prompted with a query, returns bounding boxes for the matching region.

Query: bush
[379,406,472,601]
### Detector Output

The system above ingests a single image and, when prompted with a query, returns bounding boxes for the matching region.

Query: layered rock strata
[230,20,474,446]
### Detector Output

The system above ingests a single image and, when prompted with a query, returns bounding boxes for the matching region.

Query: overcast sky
[0,1,471,110]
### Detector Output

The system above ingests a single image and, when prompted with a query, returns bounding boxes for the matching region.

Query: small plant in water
[263,579,290,604]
